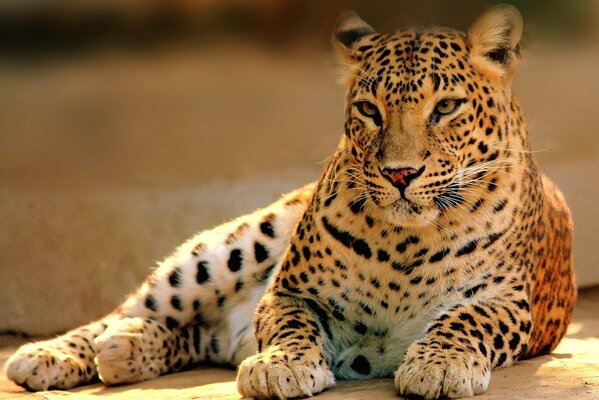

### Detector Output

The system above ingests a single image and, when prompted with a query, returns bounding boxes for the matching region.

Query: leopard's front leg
[395,295,532,399]
[237,292,335,400]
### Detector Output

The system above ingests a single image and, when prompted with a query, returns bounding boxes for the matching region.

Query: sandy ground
[1,287,597,400]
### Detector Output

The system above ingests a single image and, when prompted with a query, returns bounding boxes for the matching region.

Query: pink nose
[380,167,420,189]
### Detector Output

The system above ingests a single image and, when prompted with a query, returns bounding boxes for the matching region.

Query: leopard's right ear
[333,11,376,61]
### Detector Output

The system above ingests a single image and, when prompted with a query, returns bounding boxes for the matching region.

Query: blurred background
[0,0,598,336]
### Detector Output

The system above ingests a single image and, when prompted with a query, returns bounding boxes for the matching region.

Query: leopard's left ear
[468,4,523,80]
[333,10,376,61]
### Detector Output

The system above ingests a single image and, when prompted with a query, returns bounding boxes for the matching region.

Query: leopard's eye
[435,99,460,115]
[357,101,378,117]
[430,98,465,125]
[354,101,382,125]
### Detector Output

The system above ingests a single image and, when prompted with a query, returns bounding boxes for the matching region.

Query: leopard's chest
[308,256,463,379]
[287,208,503,378]
[304,234,496,379]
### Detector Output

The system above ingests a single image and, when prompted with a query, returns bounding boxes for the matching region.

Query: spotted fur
[6,5,574,400]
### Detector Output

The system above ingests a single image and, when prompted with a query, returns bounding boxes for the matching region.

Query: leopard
[5,4,575,399]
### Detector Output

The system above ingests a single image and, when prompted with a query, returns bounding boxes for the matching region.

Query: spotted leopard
[6,5,575,399]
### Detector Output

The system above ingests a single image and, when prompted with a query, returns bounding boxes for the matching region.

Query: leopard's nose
[380,166,425,191]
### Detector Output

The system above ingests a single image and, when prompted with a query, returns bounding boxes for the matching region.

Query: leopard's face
[337,25,520,227]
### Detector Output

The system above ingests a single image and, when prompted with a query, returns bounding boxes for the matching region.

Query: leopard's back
[526,174,576,357]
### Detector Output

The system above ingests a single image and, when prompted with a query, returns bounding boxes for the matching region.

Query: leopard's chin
[381,198,439,227]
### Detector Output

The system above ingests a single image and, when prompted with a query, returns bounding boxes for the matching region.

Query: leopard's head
[333,5,525,227]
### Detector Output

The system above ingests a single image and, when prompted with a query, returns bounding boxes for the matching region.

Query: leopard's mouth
[363,173,440,226]
[379,196,440,227]
[390,197,423,215]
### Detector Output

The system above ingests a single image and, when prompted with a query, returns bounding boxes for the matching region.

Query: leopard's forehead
[356,28,468,72]
[352,28,470,105]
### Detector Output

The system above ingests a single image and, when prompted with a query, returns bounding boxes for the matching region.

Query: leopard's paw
[237,347,334,400]
[94,317,171,385]
[394,340,491,399]
[5,341,94,391]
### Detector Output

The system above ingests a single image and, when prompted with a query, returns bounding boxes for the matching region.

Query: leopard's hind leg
[94,286,263,384]
[5,320,110,391]
[5,184,314,390]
